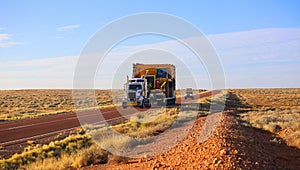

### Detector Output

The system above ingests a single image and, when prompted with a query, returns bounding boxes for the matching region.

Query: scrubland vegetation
[113,108,181,138]
[0,129,92,169]
[231,88,300,148]
[1,88,299,169]
[0,89,209,121]
[0,90,123,121]
[0,90,221,169]
[23,144,109,170]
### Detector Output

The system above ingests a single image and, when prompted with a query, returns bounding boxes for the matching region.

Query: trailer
[122,63,176,108]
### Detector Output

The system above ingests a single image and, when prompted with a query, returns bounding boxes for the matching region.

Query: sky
[0,0,300,89]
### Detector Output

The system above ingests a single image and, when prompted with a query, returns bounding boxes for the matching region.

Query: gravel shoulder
[86,110,300,169]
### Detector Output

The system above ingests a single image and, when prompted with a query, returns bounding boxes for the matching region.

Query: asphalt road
[0,107,142,146]
[0,90,220,146]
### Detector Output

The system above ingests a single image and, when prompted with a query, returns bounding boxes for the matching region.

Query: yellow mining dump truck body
[132,63,176,105]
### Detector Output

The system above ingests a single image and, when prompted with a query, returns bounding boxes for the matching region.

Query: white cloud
[52,36,63,39]
[208,28,300,88]
[56,24,81,32]
[0,33,24,48]
[209,28,300,65]
[1,28,299,89]
[0,34,10,41]
[94,28,300,89]
[0,56,78,89]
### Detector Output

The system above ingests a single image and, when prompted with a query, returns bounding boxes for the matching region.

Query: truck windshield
[129,84,142,90]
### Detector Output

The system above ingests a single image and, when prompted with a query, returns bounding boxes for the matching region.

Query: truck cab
[122,78,151,108]
[122,63,176,108]
[185,88,194,99]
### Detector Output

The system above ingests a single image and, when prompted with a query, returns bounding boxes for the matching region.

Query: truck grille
[128,92,136,101]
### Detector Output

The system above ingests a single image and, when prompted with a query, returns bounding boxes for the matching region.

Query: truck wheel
[140,101,145,108]
[122,102,127,109]
[144,99,151,108]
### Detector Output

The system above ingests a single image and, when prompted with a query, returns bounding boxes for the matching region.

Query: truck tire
[146,102,151,108]
[122,102,127,109]
[144,99,151,108]
[140,101,145,108]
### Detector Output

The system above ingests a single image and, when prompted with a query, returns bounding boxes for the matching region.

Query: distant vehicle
[122,63,176,108]
[185,88,194,99]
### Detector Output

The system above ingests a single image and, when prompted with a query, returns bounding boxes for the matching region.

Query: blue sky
[0,1,299,89]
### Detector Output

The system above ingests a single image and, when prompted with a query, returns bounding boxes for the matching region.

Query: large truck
[185,88,194,99]
[122,63,176,108]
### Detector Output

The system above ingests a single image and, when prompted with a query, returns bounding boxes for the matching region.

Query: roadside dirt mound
[86,111,300,169]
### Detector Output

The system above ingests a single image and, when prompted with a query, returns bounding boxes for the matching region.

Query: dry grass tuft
[0,133,92,169]
[23,144,109,170]
[112,108,180,138]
